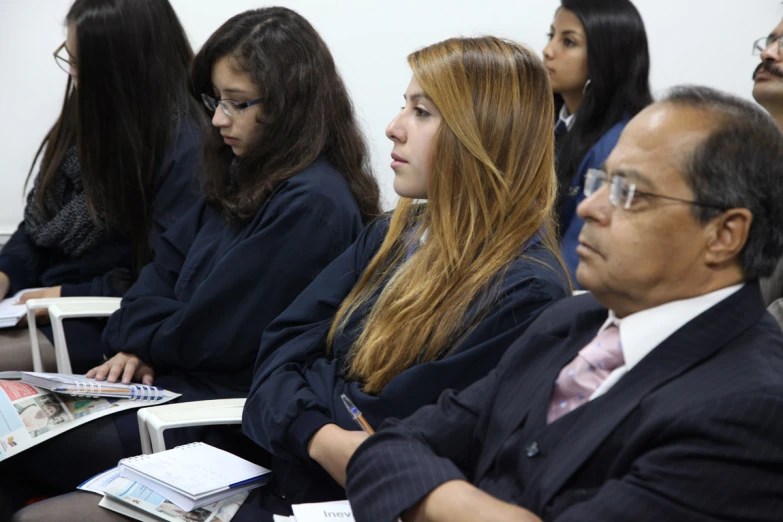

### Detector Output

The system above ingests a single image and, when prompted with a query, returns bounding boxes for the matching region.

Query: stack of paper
[0,289,38,328]
[119,442,271,511]
[79,467,247,522]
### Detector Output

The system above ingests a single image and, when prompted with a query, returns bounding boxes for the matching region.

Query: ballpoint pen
[341,393,375,435]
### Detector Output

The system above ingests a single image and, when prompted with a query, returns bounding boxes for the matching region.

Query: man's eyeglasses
[201,93,263,118]
[583,169,728,211]
[753,35,783,56]
[54,42,77,76]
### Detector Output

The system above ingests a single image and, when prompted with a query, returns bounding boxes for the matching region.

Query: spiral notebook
[118,442,271,512]
[20,372,178,401]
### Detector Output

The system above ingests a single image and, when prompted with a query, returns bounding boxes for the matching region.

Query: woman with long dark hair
[0,0,204,372]
[544,0,652,283]
[6,7,380,520]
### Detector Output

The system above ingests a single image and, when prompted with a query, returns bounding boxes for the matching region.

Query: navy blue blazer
[103,159,364,392]
[242,217,569,503]
[103,159,364,456]
[0,114,204,298]
[558,120,628,285]
[347,282,783,522]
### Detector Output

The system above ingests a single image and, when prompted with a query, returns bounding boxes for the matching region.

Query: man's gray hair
[664,85,783,279]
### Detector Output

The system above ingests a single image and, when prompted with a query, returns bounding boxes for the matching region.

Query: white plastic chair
[60,288,590,454]
[137,398,246,454]
[25,297,122,373]
[132,290,592,454]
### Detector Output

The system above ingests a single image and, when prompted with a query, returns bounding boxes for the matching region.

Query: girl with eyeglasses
[0,0,204,373]
[543,0,653,286]
[5,7,379,520]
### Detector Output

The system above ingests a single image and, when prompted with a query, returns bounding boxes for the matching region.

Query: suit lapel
[535,282,766,508]
[474,295,607,481]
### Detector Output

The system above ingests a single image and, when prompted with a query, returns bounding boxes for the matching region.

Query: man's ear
[704,208,753,266]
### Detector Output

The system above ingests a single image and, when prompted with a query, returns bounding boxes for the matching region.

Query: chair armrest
[46,297,122,318]
[26,297,121,373]
[137,398,246,454]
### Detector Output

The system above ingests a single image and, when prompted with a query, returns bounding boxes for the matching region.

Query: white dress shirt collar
[590,283,744,399]
[558,104,577,130]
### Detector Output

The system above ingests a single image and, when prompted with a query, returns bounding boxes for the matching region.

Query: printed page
[79,467,125,495]
[101,474,248,522]
[291,500,354,521]
[0,288,43,328]
[0,380,179,463]
[99,497,160,522]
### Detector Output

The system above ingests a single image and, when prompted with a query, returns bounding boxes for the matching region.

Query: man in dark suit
[754,19,783,130]
[345,86,783,522]
[753,18,783,322]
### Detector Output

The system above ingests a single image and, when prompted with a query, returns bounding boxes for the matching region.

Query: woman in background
[0,0,204,372]
[544,0,652,284]
[6,7,380,521]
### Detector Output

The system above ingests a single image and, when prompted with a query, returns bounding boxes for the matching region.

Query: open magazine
[0,377,180,462]
[79,467,247,522]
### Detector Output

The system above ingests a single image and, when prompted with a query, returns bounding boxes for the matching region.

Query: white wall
[0,0,778,237]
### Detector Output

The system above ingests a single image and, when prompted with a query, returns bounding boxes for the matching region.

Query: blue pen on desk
[341,394,375,435]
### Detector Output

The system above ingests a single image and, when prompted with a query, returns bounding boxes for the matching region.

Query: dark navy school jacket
[0,115,203,298]
[558,120,628,286]
[241,216,570,502]
[102,159,364,396]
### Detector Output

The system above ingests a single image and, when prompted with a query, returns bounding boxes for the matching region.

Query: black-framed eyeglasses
[54,41,77,76]
[753,35,783,56]
[584,169,729,211]
[201,93,263,118]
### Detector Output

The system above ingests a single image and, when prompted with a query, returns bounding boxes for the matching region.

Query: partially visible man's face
[752,21,783,111]
[575,103,719,317]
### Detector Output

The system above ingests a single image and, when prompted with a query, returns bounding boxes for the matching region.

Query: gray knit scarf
[24,146,107,257]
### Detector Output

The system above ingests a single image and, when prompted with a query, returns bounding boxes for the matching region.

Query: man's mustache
[753,61,783,80]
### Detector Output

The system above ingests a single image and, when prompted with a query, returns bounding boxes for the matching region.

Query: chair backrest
[26,297,122,373]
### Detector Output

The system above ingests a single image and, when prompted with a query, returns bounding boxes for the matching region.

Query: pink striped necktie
[547,324,625,424]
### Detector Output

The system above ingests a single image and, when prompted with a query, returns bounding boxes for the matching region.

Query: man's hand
[86,352,155,385]
[403,481,543,522]
[308,424,370,487]
[16,287,63,326]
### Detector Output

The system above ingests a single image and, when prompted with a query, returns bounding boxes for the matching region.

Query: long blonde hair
[328,37,564,394]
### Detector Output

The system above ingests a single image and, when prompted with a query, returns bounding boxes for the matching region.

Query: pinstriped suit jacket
[346,282,783,522]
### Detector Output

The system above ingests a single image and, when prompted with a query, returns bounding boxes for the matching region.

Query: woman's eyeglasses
[201,93,263,118]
